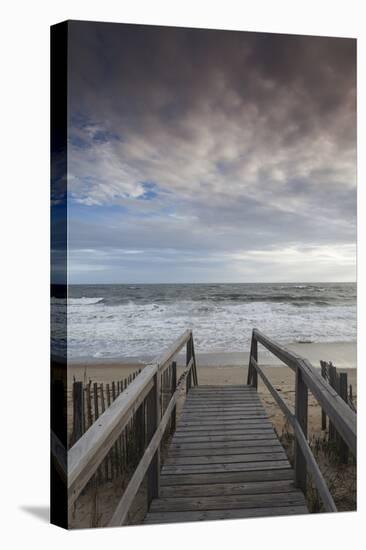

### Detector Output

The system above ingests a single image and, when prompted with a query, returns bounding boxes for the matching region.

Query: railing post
[328,365,336,441]
[171,361,177,434]
[71,381,84,446]
[147,373,161,504]
[320,361,327,430]
[186,336,193,393]
[247,332,258,388]
[191,336,198,385]
[294,366,308,493]
[339,372,349,464]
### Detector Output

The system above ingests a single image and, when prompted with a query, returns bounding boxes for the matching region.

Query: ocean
[61,282,356,361]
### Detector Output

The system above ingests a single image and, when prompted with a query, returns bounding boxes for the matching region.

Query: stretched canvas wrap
[50,20,357,529]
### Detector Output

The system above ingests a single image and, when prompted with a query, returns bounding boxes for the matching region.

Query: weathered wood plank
[176,425,272,434]
[179,414,268,422]
[162,460,291,475]
[183,402,264,408]
[165,451,287,466]
[168,439,281,452]
[144,505,308,523]
[182,406,264,413]
[160,468,295,486]
[149,491,306,513]
[160,479,298,498]
[167,444,283,457]
[173,429,274,440]
[171,433,279,444]
[294,367,308,492]
[181,411,266,417]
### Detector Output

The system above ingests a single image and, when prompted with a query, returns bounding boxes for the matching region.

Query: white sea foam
[66,297,356,360]
[68,297,104,305]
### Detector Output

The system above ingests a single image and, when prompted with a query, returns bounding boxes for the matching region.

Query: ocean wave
[68,297,104,305]
[66,299,356,359]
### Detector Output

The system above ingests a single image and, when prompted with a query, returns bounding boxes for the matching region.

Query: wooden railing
[247,328,357,513]
[320,360,356,463]
[68,329,198,526]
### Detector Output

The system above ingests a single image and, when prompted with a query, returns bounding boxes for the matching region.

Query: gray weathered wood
[160,479,297,498]
[144,505,308,524]
[165,451,287,466]
[161,460,290,475]
[86,383,92,429]
[68,365,156,508]
[247,332,258,387]
[339,372,349,463]
[250,356,337,512]
[108,376,180,527]
[294,367,308,493]
[321,361,327,430]
[149,491,306,513]
[72,382,84,445]
[160,468,294,486]
[147,374,160,504]
[157,329,192,374]
[253,329,356,455]
[168,444,283,457]
[171,361,177,434]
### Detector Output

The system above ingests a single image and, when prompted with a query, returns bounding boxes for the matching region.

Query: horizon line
[64,280,357,285]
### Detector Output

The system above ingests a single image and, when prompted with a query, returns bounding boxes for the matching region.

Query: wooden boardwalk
[67,329,356,527]
[144,385,308,524]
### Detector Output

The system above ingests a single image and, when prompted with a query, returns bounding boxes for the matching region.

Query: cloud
[66,22,356,282]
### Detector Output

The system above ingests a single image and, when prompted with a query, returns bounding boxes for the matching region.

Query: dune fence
[320,360,357,464]
[69,364,177,486]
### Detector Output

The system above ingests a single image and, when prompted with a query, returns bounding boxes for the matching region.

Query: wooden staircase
[144,385,308,524]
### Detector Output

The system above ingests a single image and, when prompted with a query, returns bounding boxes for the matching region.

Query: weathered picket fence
[69,365,177,486]
[320,360,357,463]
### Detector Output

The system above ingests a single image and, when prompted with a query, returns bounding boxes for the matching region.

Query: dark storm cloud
[67,21,356,282]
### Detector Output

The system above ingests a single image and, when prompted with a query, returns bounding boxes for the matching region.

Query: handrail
[68,329,197,511]
[250,357,337,512]
[109,357,195,526]
[247,328,357,513]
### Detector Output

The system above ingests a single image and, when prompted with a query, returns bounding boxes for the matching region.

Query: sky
[66,21,356,284]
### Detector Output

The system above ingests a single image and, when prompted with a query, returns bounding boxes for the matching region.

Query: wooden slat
[149,491,306,513]
[171,433,279,445]
[168,439,280,452]
[144,505,308,524]
[160,479,298,498]
[164,452,287,466]
[175,421,273,431]
[173,429,274,441]
[144,377,309,524]
[162,460,290,475]
[160,468,295,486]
[167,444,283,457]
[179,414,268,422]
[68,365,156,507]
